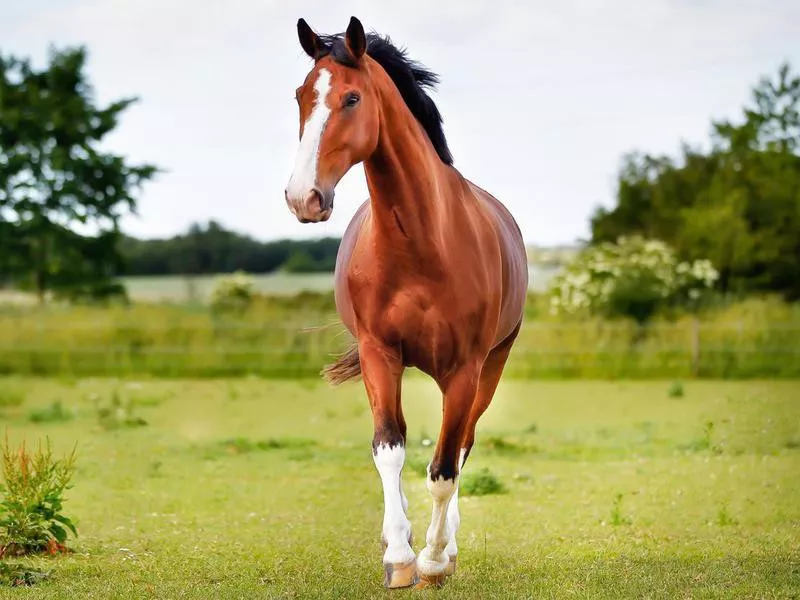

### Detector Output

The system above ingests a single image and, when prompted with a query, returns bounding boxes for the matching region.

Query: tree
[0,46,157,302]
[591,62,800,299]
[118,220,341,276]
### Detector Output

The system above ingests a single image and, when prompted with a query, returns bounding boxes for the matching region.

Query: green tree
[591,62,800,298]
[0,46,157,302]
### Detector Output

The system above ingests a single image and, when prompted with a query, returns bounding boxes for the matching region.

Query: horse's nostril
[306,189,323,213]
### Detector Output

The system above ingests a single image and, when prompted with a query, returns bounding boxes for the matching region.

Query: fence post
[690,317,700,377]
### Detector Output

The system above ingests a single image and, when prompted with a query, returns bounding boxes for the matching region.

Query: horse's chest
[355,282,482,373]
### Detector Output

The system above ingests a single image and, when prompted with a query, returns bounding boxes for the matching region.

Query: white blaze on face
[286,68,332,201]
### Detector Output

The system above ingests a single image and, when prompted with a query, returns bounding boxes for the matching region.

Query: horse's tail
[321,343,361,385]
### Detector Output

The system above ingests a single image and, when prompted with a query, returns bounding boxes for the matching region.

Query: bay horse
[284,16,528,588]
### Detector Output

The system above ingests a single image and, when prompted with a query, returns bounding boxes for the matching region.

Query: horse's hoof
[443,555,457,576]
[415,572,448,589]
[384,560,419,589]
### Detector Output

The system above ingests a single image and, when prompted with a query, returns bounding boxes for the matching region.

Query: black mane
[315,32,453,166]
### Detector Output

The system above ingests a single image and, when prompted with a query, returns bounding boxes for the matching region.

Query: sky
[1,0,798,245]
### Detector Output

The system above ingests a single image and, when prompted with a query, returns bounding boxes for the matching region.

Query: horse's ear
[297,18,321,59]
[345,16,366,60]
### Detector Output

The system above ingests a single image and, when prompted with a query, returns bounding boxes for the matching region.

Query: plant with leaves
[548,235,718,323]
[0,46,157,302]
[0,436,77,557]
[209,271,256,314]
[591,61,800,298]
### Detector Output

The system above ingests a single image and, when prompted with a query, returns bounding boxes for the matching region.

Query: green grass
[0,378,797,597]
[0,295,798,379]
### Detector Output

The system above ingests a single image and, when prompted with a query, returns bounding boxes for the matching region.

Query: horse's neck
[363,98,455,254]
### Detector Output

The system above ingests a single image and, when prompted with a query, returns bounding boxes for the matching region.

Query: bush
[460,467,506,497]
[548,236,718,323]
[0,436,77,557]
[209,272,255,313]
[668,381,685,398]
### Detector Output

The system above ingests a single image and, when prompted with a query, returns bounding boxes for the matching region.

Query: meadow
[0,294,798,379]
[0,376,797,598]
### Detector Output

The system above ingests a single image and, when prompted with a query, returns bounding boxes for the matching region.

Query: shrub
[0,436,77,557]
[208,272,255,313]
[460,467,506,497]
[548,236,718,323]
[668,381,685,398]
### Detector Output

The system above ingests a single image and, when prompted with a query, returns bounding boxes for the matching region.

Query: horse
[284,16,529,589]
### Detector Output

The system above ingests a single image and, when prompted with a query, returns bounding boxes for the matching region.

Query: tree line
[119,220,339,275]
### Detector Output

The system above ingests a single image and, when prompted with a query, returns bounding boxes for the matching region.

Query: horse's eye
[344,93,360,108]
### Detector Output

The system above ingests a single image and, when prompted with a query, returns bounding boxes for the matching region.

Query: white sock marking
[373,444,415,566]
[445,448,466,558]
[418,463,459,576]
[286,68,332,201]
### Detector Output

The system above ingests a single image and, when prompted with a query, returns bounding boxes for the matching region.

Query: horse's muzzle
[285,187,333,223]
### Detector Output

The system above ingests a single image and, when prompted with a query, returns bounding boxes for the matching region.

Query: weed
[460,467,507,497]
[668,381,685,398]
[28,401,73,424]
[0,436,77,557]
[609,493,632,526]
[785,438,800,450]
[716,502,738,526]
[0,562,49,587]
[523,423,538,434]
[680,420,722,454]
[95,389,148,430]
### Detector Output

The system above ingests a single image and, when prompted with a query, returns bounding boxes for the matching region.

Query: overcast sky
[2,0,798,245]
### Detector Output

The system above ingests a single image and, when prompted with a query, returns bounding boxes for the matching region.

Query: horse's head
[285,16,379,223]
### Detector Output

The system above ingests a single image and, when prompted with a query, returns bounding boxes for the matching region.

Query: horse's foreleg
[360,337,417,589]
[416,361,480,586]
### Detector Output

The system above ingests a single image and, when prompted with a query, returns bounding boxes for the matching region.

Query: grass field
[0,377,797,598]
